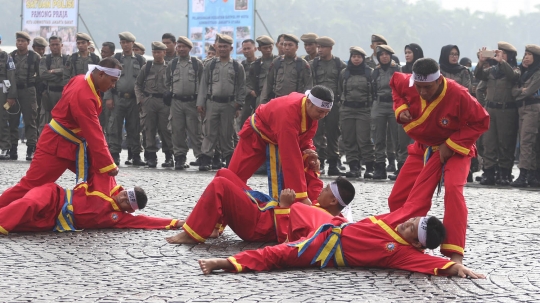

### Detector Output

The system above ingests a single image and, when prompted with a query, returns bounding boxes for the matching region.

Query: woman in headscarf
[475,42,520,186]
[439,45,471,91]
[338,47,375,178]
[511,45,540,188]
[402,43,424,74]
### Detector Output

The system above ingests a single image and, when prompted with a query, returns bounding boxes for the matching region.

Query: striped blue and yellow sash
[53,189,79,232]
[48,119,88,184]
[288,222,350,268]
[244,190,279,211]
[423,145,445,196]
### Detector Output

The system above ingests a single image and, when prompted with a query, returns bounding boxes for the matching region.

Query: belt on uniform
[16,83,35,89]
[423,145,444,196]
[486,101,517,109]
[48,119,87,184]
[117,91,135,99]
[53,189,80,233]
[517,98,540,107]
[343,101,372,108]
[173,94,197,102]
[210,95,235,103]
[378,95,393,102]
[48,85,64,92]
[143,92,164,98]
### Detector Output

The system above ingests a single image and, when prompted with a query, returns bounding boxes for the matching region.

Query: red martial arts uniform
[183,169,336,244]
[389,73,489,257]
[0,183,179,235]
[0,74,116,208]
[228,92,322,202]
[224,189,456,275]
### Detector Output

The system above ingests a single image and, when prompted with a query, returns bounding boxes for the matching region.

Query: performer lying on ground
[196,173,485,279]
[0,57,122,208]
[0,180,180,234]
[165,168,354,244]
[228,85,334,203]
[389,58,489,264]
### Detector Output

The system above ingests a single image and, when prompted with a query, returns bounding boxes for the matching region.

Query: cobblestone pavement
[1,147,539,302]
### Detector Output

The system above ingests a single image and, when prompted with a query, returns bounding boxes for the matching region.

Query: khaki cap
[16,31,31,41]
[217,34,233,45]
[349,46,367,57]
[151,41,167,50]
[177,36,193,48]
[119,31,136,42]
[133,42,145,51]
[497,41,517,53]
[88,41,95,48]
[208,45,216,52]
[526,44,540,56]
[283,34,300,43]
[33,36,48,47]
[76,32,91,42]
[300,33,318,43]
[376,45,395,55]
[371,34,387,44]
[316,36,335,47]
[256,35,274,46]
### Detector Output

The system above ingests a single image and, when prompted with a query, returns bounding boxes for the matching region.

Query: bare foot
[165,231,199,244]
[208,228,220,238]
[198,258,234,274]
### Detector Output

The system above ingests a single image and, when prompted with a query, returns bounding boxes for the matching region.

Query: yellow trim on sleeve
[404,77,447,133]
[166,219,178,230]
[445,138,470,156]
[441,244,464,254]
[301,97,307,133]
[99,163,118,174]
[182,223,206,243]
[394,104,409,119]
[0,225,8,235]
[374,219,409,245]
[434,261,456,276]
[227,257,243,273]
[274,208,291,215]
[295,192,308,199]
[109,185,122,196]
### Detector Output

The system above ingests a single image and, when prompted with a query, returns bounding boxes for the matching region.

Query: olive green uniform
[259,56,312,104]
[0,51,17,153]
[238,58,257,130]
[514,70,540,171]
[441,69,471,92]
[62,52,100,85]
[38,54,65,134]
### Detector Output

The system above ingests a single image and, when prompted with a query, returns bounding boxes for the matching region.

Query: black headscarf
[376,49,392,71]
[402,43,424,74]
[459,57,472,67]
[519,53,540,86]
[439,45,466,75]
[347,52,366,75]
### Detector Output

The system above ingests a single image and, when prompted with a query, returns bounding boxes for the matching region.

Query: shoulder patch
[7,56,15,70]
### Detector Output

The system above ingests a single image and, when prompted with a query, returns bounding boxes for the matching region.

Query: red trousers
[183,169,279,243]
[387,142,470,257]
[0,183,63,234]
[0,148,113,208]
[228,126,322,201]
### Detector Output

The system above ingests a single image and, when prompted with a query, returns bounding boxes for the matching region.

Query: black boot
[498,167,511,186]
[479,167,496,185]
[25,146,35,161]
[320,160,326,175]
[373,162,387,180]
[327,158,341,176]
[189,157,201,166]
[224,155,232,168]
[511,168,528,187]
[175,155,187,170]
[0,149,9,160]
[255,163,267,175]
[132,153,147,166]
[10,144,18,160]
[199,155,212,171]
[146,152,157,168]
[345,160,360,178]
[212,153,223,170]
[125,148,133,165]
[467,170,473,183]
[111,152,120,166]
[337,158,346,171]
[363,161,374,179]
[527,170,540,187]
[388,162,404,181]
[386,156,396,172]
[162,152,174,168]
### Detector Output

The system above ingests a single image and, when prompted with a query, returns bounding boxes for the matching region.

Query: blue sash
[48,119,88,184]
[53,189,78,232]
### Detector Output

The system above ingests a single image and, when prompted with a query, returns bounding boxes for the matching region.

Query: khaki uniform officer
[63,33,100,85]
[196,34,246,171]
[133,42,145,56]
[166,36,204,170]
[9,31,41,161]
[300,33,318,62]
[38,36,66,134]
[135,42,173,168]
[105,31,146,166]
[365,34,387,69]
[0,46,17,159]
[259,34,312,104]
[32,37,48,137]
[311,36,346,175]
[162,33,177,63]
[249,36,278,107]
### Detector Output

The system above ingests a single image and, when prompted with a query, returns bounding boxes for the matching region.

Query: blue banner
[188,0,254,60]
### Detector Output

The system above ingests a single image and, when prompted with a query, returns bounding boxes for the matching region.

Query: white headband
[87,64,122,78]
[306,90,333,109]
[126,188,139,211]
[417,216,429,247]
[409,70,441,87]
[330,182,347,208]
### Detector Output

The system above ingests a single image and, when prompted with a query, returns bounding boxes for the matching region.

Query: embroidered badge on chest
[385,242,396,252]
[439,117,450,127]
[111,213,119,222]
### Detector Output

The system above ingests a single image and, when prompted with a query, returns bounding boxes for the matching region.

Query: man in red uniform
[0,180,180,234]
[0,57,122,207]
[228,85,334,204]
[165,168,354,245]
[389,58,489,264]
[196,174,485,279]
